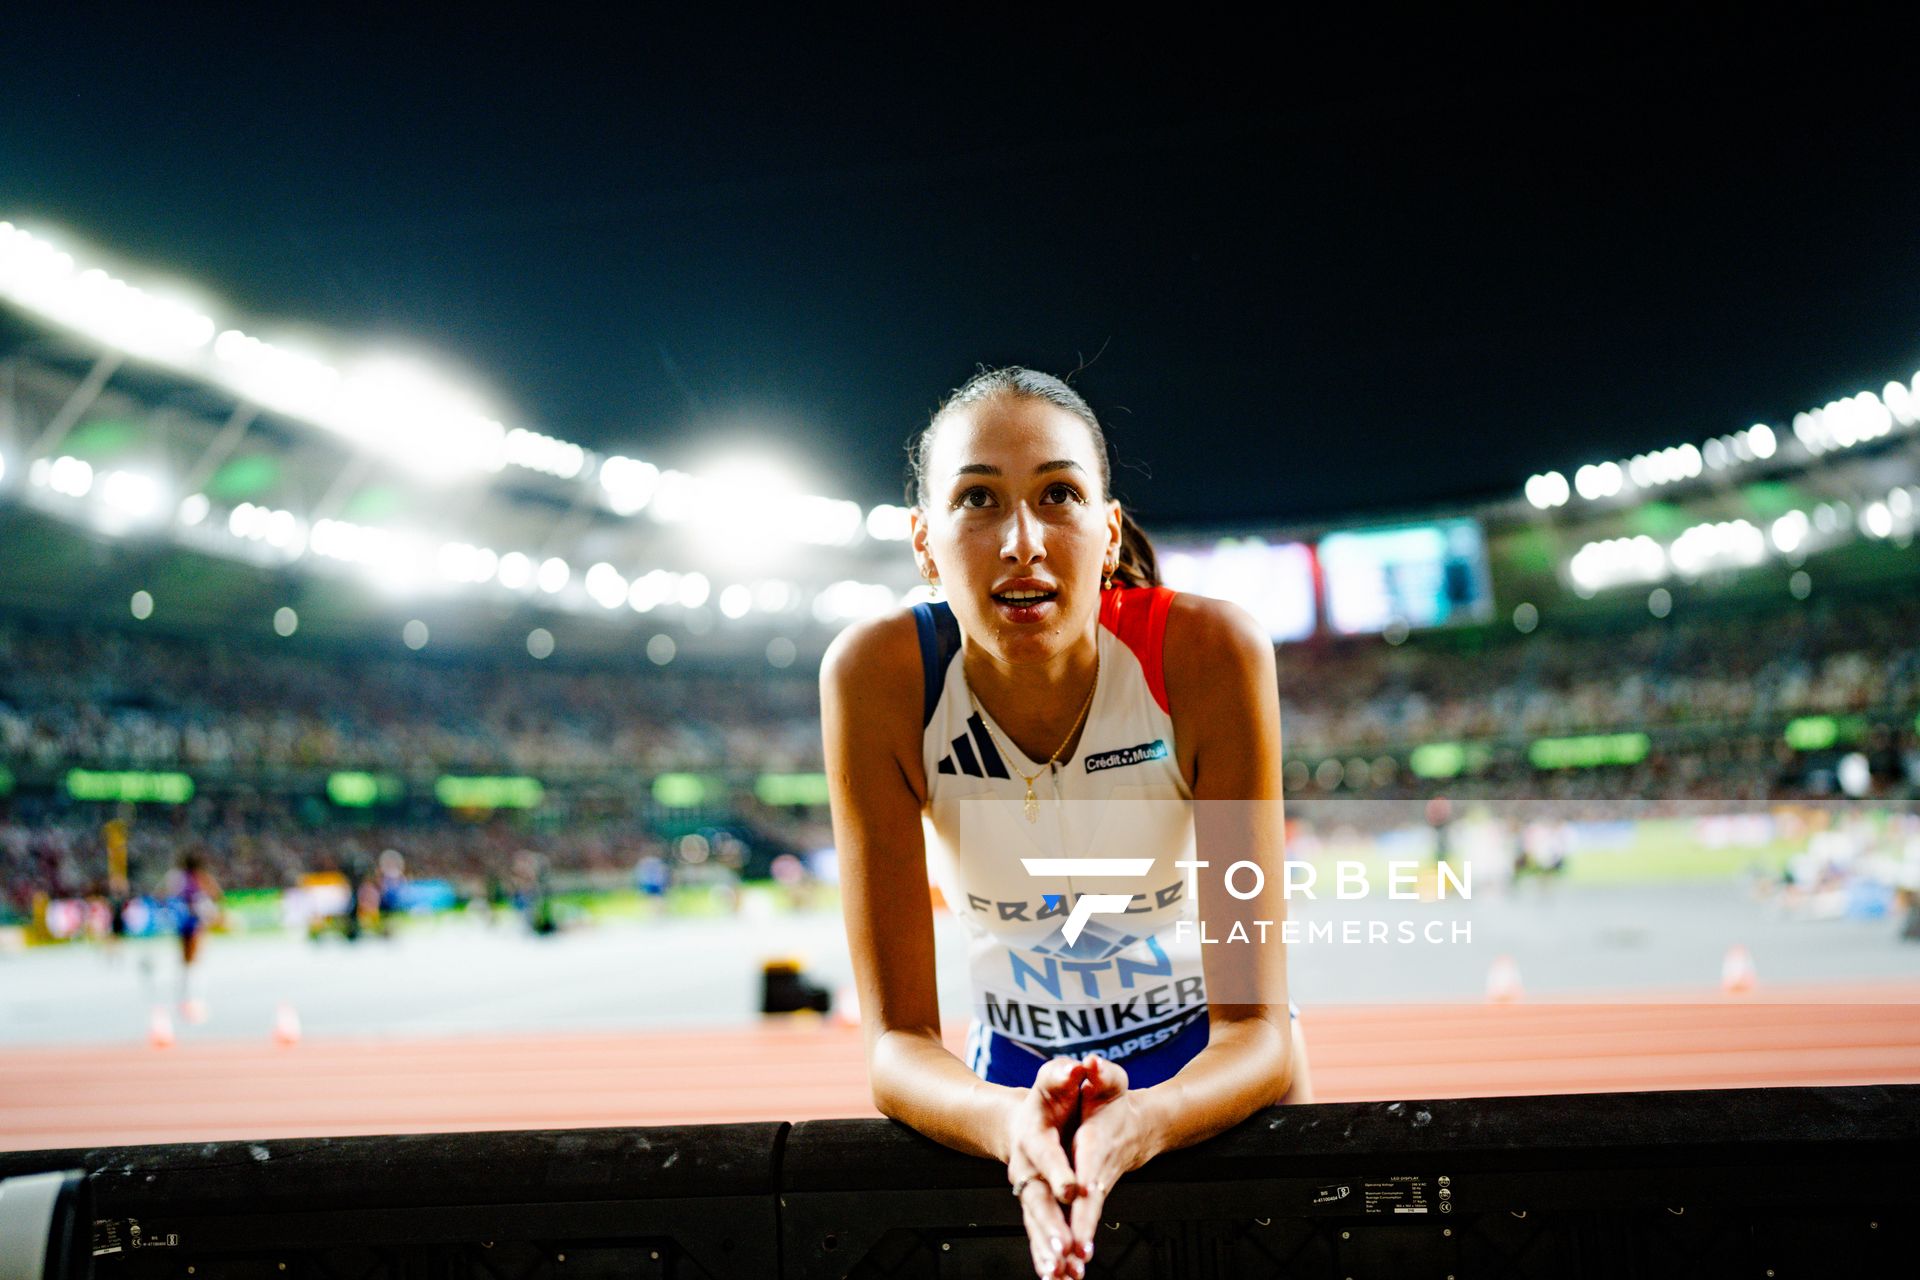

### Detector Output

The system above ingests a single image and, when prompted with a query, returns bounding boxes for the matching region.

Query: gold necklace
[966,646,1100,823]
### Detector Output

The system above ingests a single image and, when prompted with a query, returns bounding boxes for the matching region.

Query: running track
[6,983,1920,1151]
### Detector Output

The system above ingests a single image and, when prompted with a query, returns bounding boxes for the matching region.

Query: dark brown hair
[908,366,1160,588]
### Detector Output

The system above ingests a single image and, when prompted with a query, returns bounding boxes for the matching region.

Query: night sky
[4,11,1917,525]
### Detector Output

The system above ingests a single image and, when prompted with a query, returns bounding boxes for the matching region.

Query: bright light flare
[99,469,162,519]
[1523,471,1569,509]
[600,455,661,515]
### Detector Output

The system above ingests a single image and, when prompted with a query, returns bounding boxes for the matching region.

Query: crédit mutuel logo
[1020,855,1475,947]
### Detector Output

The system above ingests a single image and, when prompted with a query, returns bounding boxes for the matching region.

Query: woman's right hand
[1004,1057,1095,1279]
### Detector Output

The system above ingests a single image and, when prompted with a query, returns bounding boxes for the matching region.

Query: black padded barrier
[3,1087,1916,1279]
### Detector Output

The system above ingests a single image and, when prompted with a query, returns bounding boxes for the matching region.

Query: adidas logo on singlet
[935,713,1013,779]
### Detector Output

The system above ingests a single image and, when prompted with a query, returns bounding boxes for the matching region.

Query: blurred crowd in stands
[2,592,1916,914]
[0,621,822,774]
[1279,596,1920,753]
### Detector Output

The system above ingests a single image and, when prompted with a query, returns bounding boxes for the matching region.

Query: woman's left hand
[1064,1054,1159,1260]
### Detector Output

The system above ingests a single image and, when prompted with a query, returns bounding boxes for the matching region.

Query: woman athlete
[821,367,1310,1280]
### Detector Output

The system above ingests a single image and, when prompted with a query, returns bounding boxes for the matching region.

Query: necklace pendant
[1023,789,1039,823]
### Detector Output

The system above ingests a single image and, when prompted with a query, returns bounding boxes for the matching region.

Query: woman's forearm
[869,1026,1023,1162]
[1134,1015,1291,1157]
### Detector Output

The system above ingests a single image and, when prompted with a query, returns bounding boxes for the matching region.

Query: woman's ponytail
[1113,507,1161,589]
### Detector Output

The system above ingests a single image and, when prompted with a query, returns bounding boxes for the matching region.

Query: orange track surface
[5,983,1920,1151]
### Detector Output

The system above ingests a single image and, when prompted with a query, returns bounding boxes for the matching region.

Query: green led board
[755,773,831,806]
[327,771,404,807]
[652,773,711,808]
[1784,716,1840,752]
[66,769,195,804]
[434,775,544,809]
[1410,743,1468,779]
[1527,733,1651,770]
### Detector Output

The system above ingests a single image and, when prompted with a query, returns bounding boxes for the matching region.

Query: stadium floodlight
[1883,381,1915,425]
[1569,535,1667,593]
[329,356,508,479]
[1572,461,1623,501]
[130,590,153,620]
[753,580,796,613]
[628,569,674,613]
[675,571,711,609]
[599,454,661,514]
[1668,519,1766,577]
[787,494,865,546]
[213,329,341,420]
[1523,471,1569,509]
[98,469,162,520]
[1745,423,1776,459]
[438,541,499,585]
[311,517,389,564]
[364,532,430,595]
[178,493,211,526]
[585,561,629,609]
[1770,510,1810,555]
[505,427,586,479]
[496,550,534,590]
[403,619,429,650]
[648,469,702,523]
[0,222,213,363]
[719,583,753,619]
[536,556,570,594]
[526,627,555,659]
[811,579,898,623]
[865,503,913,540]
[228,502,304,552]
[1861,502,1893,539]
[32,455,95,498]
[273,606,299,637]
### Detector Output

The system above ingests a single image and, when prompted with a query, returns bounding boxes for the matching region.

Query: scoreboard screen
[1318,520,1493,635]
[1159,537,1317,642]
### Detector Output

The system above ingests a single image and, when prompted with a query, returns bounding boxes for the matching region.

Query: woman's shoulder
[1162,590,1277,709]
[819,606,928,712]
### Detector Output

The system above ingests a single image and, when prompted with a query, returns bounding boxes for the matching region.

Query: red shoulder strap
[1098,585,1174,714]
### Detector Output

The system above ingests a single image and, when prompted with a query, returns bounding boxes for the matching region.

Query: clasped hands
[1002,1053,1155,1280]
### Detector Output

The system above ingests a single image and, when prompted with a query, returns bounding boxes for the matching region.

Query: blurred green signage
[434,775,544,809]
[66,769,195,803]
[754,773,831,806]
[327,771,404,807]
[1527,734,1650,770]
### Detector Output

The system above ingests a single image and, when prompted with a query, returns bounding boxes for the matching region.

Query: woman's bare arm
[1142,594,1296,1149]
[820,612,1025,1162]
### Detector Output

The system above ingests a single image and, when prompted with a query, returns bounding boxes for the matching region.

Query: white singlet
[916,586,1211,1067]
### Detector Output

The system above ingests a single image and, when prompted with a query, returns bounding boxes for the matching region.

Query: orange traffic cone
[148,1005,176,1048]
[1485,954,1524,1003]
[272,1001,302,1046]
[1721,945,1756,995]
[830,982,861,1028]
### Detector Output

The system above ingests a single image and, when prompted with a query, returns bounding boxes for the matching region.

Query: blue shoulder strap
[911,600,962,728]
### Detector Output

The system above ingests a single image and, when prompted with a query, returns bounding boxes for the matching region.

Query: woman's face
[912,396,1122,666]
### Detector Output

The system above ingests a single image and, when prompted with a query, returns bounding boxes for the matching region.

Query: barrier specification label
[1362,1175,1441,1215]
